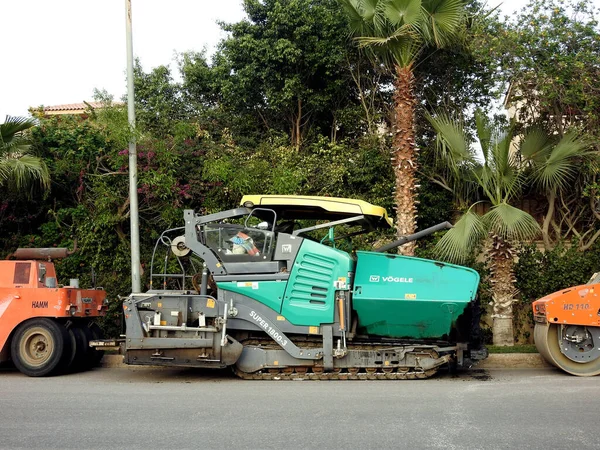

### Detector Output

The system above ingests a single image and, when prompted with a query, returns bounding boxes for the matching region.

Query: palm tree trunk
[392,65,418,256]
[489,235,516,346]
[542,189,556,250]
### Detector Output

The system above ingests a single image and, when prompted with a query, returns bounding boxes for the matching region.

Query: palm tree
[0,116,50,193]
[427,110,540,346]
[338,0,466,255]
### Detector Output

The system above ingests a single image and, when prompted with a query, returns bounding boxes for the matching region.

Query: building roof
[40,102,105,115]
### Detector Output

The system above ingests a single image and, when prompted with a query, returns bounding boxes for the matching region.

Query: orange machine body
[0,260,107,363]
[532,283,600,327]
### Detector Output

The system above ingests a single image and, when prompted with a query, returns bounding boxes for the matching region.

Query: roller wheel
[11,319,71,377]
[67,326,88,372]
[87,322,105,367]
[534,323,600,376]
[79,324,96,368]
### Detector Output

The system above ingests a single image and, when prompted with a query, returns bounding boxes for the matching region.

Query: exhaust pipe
[9,247,74,261]
[374,222,453,253]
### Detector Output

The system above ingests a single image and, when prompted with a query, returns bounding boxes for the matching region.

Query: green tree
[427,110,540,345]
[0,116,50,194]
[339,0,467,255]
[477,0,600,135]
[133,62,187,137]
[184,0,364,149]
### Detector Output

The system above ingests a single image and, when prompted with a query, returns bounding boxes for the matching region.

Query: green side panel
[217,280,287,313]
[353,251,480,339]
[281,240,354,327]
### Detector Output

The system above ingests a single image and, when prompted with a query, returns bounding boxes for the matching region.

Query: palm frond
[0,116,36,140]
[471,111,525,205]
[355,23,417,46]
[0,162,9,182]
[482,202,540,241]
[0,139,31,157]
[425,111,471,164]
[474,109,491,161]
[384,0,422,27]
[534,132,595,192]
[372,0,391,33]
[340,0,465,69]
[425,111,479,205]
[1,154,51,191]
[519,127,552,164]
[388,22,421,40]
[389,35,423,66]
[362,0,380,21]
[493,128,521,200]
[491,128,512,172]
[0,116,36,154]
[356,28,422,67]
[338,0,363,22]
[420,0,465,47]
[503,169,526,203]
[434,209,486,264]
[338,0,378,36]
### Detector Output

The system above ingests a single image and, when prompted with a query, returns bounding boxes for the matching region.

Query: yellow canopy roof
[240,195,393,228]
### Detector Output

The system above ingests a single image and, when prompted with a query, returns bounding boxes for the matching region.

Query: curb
[477,353,551,369]
[101,354,126,368]
[101,353,551,369]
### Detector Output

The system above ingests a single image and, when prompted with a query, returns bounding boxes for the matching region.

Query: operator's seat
[274,221,295,234]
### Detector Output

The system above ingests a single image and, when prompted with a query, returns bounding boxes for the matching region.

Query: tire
[87,322,105,367]
[67,326,88,373]
[11,318,72,377]
[79,324,95,369]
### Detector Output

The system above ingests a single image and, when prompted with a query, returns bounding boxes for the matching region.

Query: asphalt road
[0,365,597,450]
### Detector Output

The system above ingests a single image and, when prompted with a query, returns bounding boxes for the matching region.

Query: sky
[0,0,547,120]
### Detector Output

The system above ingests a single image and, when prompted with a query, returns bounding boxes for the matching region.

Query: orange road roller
[0,248,107,376]
[533,273,600,376]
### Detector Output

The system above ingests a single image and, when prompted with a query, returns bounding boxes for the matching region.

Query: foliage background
[2,0,599,342]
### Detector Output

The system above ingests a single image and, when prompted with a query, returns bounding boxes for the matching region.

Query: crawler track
[234,366,438,380]
[233,338,443,380]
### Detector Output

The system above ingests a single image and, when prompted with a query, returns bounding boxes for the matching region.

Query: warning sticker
[405,293,417,300]
[206,298,215,308]
[334,277,347,289]
[237,282,259,290]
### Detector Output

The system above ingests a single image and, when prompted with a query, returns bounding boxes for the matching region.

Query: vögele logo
[369,275,413,283]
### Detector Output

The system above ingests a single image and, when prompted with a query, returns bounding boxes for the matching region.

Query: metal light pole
[125,0,141,293]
